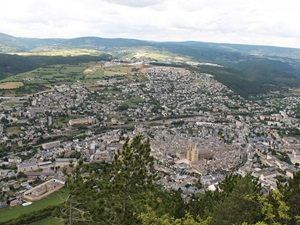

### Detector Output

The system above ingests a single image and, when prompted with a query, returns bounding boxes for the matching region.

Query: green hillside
[0,54,111,80]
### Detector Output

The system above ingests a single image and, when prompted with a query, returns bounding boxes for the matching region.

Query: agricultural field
[0,188,69,223]
[0,61,149,96]
[0,82,23,89]
[1,64,88,85]
[104,65,133,76]
[3,62,147,84]
[84,63,145,79]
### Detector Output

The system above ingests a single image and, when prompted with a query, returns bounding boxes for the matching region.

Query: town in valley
[1,59,300,210]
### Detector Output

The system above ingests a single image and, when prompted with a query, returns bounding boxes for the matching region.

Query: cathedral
[186,138,213,162]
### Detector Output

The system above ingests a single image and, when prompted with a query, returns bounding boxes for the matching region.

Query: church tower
[187,138,199,162]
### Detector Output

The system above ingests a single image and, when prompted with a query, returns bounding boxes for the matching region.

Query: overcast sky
[1,0,299,48]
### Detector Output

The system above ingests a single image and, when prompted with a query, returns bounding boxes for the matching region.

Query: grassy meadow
[29,217,64,225]
[123,96,144,107]
[0,188,69,223]
[5,126,22,135]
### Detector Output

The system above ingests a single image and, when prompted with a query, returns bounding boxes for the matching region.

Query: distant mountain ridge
[1,32,300,59]
[0,33,151,52]
[1,32,300,97]
[170,41,300,59]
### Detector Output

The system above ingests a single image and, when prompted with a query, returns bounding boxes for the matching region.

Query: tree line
[0,54,111,80]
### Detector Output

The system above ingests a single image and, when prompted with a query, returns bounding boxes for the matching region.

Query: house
[23,179,65,201]
[93,150,112,162]
[38,161,53,170]
[25,171,55,180]
[8,156,22,166]
[18,162,39,172]
[32,186,47,197]
[259,170,281,181]
[42,141,60,150]
[69,117,94,126]
[2,185,10,192]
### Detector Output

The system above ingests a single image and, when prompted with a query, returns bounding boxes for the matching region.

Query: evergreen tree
[209,174,263,225]
[187,174,244,219]
[277,171,300,225]
[60,135,186,225]
[257,190,290,225]
[138,206,211,225]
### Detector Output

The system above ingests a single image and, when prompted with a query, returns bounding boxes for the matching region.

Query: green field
[1,101,17,107]
[29,217,64,225]
[1,64,87,85]
[5,126,22,134]
[0,62,149,96]
[0,188,69,223]
[123,96,144,107]
[86,68,105,79]
[53,115,86,127]
[1,63,140,86]
[53,116,69,127]
[99,89,121,95]
[0,81,23,89]
[85,65,134,79]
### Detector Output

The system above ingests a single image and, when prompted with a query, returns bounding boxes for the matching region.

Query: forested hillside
[198,64,300,97]
[0,54,111,80]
